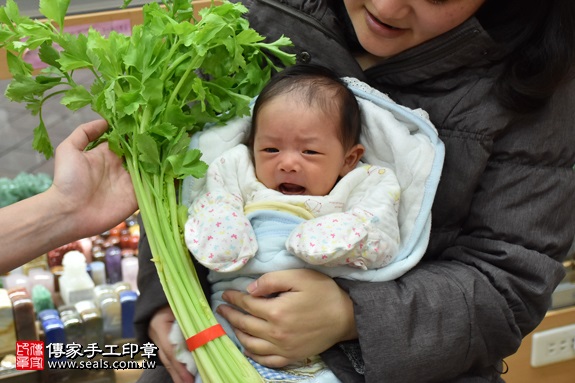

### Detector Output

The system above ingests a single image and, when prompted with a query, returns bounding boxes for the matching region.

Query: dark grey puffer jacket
[135,1,575,382]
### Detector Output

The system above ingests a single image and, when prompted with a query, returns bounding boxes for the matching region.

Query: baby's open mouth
[279,183,306,195]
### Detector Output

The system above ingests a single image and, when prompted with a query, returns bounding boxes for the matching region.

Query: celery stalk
[128,155,262,382]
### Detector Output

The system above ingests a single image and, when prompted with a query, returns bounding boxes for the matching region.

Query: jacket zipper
[256,0,348,47]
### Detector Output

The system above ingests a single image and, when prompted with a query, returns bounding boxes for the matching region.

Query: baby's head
[248,64,364,196]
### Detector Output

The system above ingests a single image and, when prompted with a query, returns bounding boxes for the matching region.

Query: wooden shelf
[504,305,575,383]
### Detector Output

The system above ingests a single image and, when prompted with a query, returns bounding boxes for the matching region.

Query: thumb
[67,119,108,150]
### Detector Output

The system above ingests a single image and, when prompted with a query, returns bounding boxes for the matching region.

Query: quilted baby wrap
[174,78,445,383]
[181,78,444,283]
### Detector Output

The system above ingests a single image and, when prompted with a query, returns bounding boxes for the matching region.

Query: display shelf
[504,305,575,383]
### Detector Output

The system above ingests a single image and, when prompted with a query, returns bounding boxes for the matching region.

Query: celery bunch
[0,0,295,381]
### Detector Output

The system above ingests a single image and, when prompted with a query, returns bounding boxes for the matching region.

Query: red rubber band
[186,324,226,351]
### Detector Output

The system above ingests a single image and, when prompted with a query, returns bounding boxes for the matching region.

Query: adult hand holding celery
[0,0,295,381]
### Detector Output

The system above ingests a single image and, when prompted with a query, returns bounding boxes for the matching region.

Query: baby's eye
[263,148,279,153]
[303,150,319,155]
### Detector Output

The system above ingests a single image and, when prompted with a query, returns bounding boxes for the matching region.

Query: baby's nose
[279,153,300,172]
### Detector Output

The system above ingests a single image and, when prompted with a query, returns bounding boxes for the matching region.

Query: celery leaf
[32,121,53,159]
[39,0,70,29]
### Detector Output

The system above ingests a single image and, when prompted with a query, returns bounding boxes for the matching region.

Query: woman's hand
[148,306,195,383]
[217,269,358,368]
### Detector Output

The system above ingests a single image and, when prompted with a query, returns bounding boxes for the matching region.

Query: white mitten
[185,191,258,272]
[286,209,399,270]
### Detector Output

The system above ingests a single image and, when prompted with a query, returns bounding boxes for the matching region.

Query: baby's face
[253,95,353,196]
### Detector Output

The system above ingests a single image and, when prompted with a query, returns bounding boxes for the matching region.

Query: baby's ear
[341,144,365,175]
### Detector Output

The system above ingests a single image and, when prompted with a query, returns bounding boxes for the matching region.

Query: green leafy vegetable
[0,0,295,381]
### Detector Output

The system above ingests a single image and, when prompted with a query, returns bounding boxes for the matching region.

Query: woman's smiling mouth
[364,8,408,37]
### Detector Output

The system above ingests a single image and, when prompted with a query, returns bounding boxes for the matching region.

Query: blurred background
[0,72,99,180]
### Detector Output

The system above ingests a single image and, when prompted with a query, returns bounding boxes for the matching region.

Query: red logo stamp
[16,341,44,370]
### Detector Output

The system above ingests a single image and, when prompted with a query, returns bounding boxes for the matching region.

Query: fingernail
[246,281,257,293]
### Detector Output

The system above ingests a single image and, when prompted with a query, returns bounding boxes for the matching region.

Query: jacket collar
[364,17,500,87]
